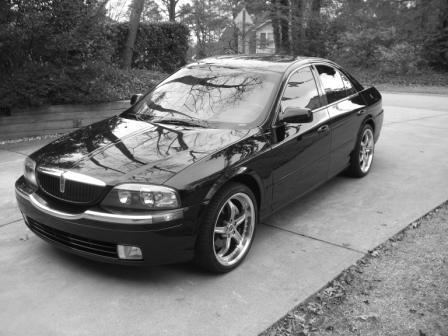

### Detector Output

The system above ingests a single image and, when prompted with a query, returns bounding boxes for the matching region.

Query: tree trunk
[307,0,322,56]
[121,0,144,69]
[168,0,177,21]
[270,0,281,53]
[279,0,290,54]
[290,0,304,56]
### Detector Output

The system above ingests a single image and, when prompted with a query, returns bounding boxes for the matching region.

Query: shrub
[0,1,188,110]
[422,27,448,70]
[0,0,114,73]
[329,27,396,69]
[109,22,190,73]
[375,42,426,74]
[0,61,166,109]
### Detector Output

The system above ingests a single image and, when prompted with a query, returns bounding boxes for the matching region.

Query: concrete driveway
[1,92,447,336]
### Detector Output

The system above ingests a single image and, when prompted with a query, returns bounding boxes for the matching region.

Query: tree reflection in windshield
[124,65,282,128]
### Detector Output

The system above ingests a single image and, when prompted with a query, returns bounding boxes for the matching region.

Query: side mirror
[280,107,313,124]
[130,93,143,105]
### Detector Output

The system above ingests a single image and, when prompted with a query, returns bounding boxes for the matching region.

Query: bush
[422,27,448,70]
[0,0,114,73]
[375,42,426,74]
[330,26,429,75]
[0,61,166,109]
[0,1,189,110]
[329,27,397,69]
[109,22,190,73]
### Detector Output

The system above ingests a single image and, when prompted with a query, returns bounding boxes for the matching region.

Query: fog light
[117,245,143,260]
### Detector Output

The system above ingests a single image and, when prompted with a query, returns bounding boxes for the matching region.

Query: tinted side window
[340,71,357,96]
[316,65,346,104]
[281,66,321,114]
[343,70,364,91]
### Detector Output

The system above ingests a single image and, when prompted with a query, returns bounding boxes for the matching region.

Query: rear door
[313,64,368,177]
[271,66,331,210]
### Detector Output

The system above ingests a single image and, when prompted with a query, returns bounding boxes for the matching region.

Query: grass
[261,201,448,336]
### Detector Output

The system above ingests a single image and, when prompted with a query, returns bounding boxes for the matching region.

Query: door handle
[317,125,330,133]
[357,109,366,115]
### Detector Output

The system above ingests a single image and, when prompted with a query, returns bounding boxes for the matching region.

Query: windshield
[122,64,282,128]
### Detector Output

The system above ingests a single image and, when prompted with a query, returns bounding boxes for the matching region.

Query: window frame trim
[310,62,360,109]
[271,64,324,127]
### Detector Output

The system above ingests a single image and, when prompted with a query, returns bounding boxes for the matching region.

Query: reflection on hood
[32,116,252,185]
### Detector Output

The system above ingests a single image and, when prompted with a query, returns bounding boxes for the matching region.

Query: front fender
[204,167,264,204]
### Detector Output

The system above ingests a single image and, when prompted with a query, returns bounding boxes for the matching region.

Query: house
[218,19,275,55]
[245,20,275,54]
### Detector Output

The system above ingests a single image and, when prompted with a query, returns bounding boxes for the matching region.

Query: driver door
[271,66,331,211]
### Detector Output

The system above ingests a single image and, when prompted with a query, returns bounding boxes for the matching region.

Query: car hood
[32,116,254,185]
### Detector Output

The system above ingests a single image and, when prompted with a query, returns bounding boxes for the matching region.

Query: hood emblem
[60,172,66,193]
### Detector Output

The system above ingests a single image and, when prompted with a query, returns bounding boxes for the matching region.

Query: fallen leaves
[355,313,379,322]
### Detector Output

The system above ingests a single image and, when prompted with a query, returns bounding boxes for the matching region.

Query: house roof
[251,20,272,32]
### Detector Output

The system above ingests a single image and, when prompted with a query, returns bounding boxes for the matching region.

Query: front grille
[37,171,105,205]
[26,217,118,259]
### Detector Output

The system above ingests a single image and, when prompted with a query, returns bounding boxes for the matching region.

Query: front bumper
[15,176,201,265]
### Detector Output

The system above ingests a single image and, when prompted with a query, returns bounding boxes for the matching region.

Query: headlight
[101,184,180,210]
[24,157,37,187]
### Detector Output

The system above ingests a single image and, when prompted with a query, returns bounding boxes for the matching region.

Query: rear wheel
[347,124,375,177]
[195,183,257,273]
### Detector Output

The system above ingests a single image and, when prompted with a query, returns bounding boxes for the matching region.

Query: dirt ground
[261,202,448,336]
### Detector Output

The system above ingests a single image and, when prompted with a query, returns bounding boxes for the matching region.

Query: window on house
[259,33,267,49]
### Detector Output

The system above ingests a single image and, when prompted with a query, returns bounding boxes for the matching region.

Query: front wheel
[195,183,257,273]
[347,124,375,177]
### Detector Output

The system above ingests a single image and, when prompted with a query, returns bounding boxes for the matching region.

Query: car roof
[189,54,330,73]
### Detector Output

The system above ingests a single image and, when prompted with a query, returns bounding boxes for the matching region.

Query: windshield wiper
[152,119,208,128]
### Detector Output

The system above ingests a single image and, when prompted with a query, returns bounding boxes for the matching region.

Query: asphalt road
[0,92,447,336]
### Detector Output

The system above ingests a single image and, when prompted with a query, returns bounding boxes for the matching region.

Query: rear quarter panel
[359,87,383,142]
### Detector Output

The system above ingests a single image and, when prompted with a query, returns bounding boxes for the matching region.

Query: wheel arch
[364,116,375,133]
[204,167,263,211]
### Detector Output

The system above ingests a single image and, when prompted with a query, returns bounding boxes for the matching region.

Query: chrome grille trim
[37,167,106,187]
[36,167,106,205]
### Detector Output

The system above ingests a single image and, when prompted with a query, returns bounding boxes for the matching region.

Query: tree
[269,0,290,54]
[160,0,180,22]
[141,1,163,22]
[122,0,145,69]
[180,0,231,58]
[125,1,163,22]
[290,0,305,55]
[306,0,323,56]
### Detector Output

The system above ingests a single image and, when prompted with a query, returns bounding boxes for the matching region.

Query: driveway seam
[385,123,448,130]
[261,222,366,255]
[0,218,22,228]
[0,149,28,156]
[383,113,448,126]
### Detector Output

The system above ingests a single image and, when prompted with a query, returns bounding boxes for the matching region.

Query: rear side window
[281,66,321,112]
[340,71,357,96]
[342,70,364,92]
[315,65,347,104]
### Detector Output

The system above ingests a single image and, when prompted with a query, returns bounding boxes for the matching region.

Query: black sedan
[15,55,383,273]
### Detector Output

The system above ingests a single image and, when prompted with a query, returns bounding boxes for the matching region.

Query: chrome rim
[359,128,374,173]
[213,193,255,267]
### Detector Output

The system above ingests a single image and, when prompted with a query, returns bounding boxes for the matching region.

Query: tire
[347,124,375,178]
[195,182,258,273]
